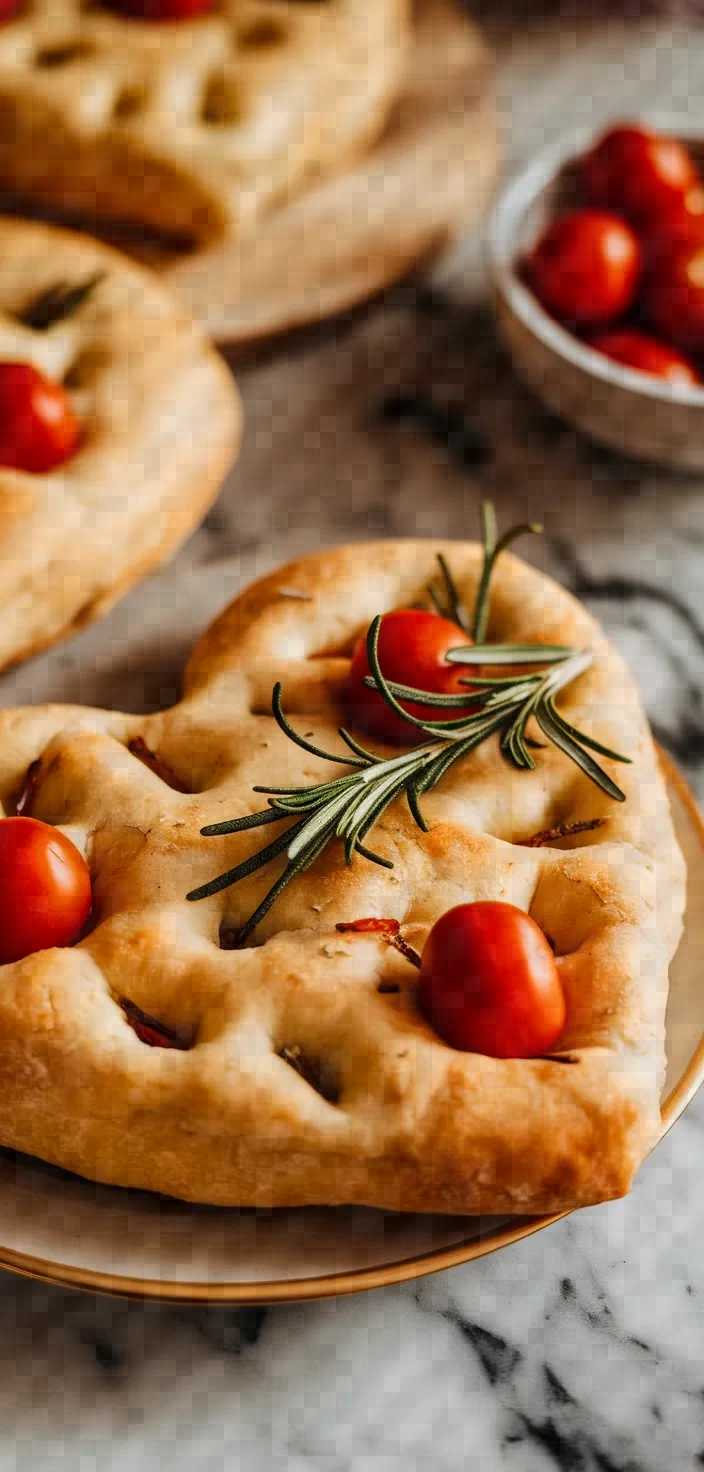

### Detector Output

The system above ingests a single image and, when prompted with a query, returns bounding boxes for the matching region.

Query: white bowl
[487,121,704,470]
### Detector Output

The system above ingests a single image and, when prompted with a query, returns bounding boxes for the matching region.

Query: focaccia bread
[0,217,240,670]
[0,540,685,1214]
[0,0,409,244]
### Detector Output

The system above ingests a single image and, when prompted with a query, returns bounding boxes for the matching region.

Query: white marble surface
[1,7,704,1469]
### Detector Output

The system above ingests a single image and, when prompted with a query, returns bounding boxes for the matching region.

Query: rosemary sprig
[20,273,104,332]
[187,505,631,943]
[361,625,629,799]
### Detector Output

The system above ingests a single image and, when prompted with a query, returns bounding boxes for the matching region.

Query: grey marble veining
[0,10,703,1470]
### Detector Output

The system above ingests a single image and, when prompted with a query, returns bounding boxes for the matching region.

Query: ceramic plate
[0,752,699,1304]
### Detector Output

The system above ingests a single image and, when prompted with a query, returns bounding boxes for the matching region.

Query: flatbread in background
[0,2,497,345]
[0,217,240,671]
[0,0,409,244]
[163,0,497,341]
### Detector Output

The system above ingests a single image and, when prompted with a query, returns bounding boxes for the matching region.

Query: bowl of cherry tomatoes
[488,119,704,468]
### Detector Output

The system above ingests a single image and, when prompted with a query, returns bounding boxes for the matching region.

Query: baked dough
[0,217,240,670]
[0,540,685,1214]
[0,0,409,244]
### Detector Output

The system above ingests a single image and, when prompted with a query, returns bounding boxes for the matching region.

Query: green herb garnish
[20,274,104,332]
[188,503,630,943]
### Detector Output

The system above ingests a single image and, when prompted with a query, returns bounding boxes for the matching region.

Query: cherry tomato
[0,363,80,474]
[639,196,704,300]
[581,123,700,226]
[418,901,565,1059]
[343,608,476,748]
[642,235,704,353]
[0,1,23,19]
[0,817,92,966]
[104,0,214,17]
[642,188,704,261]
[587,329,700,386]
[525,210,641,327]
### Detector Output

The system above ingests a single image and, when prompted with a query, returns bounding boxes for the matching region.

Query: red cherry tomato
[0,1,23,19]
[642,201,704,292]
[343,608,476,748]
[418,901,565,1059]
[642,235,704,353]
[0,363,80,474]
[525,210,641,327]
[0,818,92,966]
[104,0,214,17]
[581,123,700,226]
[587,329,700,386]
[643,187,704,259]
[639,196,704,296]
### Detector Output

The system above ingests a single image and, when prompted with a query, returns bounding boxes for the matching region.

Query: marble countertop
[1,7,704,1469]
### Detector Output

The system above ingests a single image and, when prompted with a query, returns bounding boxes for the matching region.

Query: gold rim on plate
[0,749,700,1304]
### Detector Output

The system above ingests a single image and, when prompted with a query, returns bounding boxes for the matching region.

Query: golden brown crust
[0,1,409,244]
[0,218,240,671]
[0,540,685,1213]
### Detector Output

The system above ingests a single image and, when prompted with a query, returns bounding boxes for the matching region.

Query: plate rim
[0,748,700,1304]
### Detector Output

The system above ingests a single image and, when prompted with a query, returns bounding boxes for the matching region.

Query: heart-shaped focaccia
[0,0,409,243]
[0,217,240,670]
[0,538,684,1214]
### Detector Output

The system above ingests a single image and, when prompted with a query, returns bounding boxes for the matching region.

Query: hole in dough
[113,84,148,123]
[238,18,289,50]
[63,345,108,390]
[516,817,610,852]
[127,737,191,794]
[219,920,240,951]
[530,865,610,960]
[35,41,96,68]
[278,1044,340,1105]
[218,916,270,952]
[11,757,42,817]
[120,998,191,1051]
[201,73,243,127]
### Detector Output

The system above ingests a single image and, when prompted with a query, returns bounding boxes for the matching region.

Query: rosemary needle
[20,274,104,332]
